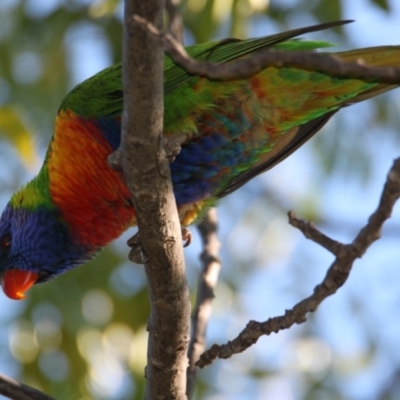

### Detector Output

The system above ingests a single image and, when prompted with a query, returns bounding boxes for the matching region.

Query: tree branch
[187,208,222,398]
[165,0,183,43]
[121,1,190,398]
[196,158,400,367]
[134,15,400,84]
[0,374,55,400]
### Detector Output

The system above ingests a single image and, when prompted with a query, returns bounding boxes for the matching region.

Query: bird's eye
[1,233,12,249]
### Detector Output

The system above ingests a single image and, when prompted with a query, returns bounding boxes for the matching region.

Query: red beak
[1,269,39,300]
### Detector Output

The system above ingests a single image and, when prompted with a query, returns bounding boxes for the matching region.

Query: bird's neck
[11,167,54,211]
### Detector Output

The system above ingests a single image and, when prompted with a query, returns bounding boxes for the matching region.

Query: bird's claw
[166,144,181,163]
[108,137,185,168]
[127,232,149,264]
[164,134,188,163]
[127,227,192,264]
[182,227,192,247]
[107,150,123,171]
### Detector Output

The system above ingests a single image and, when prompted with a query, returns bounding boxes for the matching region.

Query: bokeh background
[1,0,400,399]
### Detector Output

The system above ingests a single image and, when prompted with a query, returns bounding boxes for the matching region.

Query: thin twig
[133,15,400,84]
[0,374,55,400]
[187,208,222,398]
[288,211,344,255]
[165,0,183,43]
[196,158,400,367]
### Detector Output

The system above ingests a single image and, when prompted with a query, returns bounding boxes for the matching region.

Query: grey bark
[121,1,191,398]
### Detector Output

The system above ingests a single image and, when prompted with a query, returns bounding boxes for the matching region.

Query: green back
[60,21,348,119]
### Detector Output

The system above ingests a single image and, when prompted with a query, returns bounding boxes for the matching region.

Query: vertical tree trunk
[122,1,191,398]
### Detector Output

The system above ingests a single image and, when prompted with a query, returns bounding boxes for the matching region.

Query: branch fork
[196,158,400,368]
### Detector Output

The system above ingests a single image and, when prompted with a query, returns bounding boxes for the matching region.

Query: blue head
[0,203,94,299]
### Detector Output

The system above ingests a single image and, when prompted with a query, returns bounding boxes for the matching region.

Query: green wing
[60,21,349,119]
[164,20,347,92]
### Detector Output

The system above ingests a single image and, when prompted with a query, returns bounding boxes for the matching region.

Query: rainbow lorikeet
[0,21,399,300]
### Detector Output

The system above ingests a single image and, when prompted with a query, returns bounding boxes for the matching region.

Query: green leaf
[313,0,342,28]
[88,0,121,18]
[0,106,38,169]
[371,0,390,11]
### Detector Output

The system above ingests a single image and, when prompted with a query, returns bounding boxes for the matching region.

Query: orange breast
[47,111,135,248]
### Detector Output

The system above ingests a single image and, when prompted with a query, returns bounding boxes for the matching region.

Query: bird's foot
[127,232,150,264]
[108,135,187,170]
[127,227,192,264]
[182,227,192,247]
[107,150,123,171]
[164,134,188,163]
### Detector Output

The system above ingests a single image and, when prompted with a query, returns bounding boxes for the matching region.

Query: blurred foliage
[0,106,38,168]
[0,0,399,399]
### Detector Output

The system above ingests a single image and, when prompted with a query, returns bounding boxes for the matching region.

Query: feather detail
[2,21,400,293]
[47,110,135,248]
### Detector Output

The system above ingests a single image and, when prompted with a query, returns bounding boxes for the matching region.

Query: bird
[0,20,399,300]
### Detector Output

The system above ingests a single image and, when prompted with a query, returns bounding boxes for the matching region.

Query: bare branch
[288,211,344,255]
[165,0,183,43]
[163,4,224,395]
[0,374,55,400]
[133,15,400,84]
[122,1,190,398]
[196,158,400,368]
[187,208,222,398]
